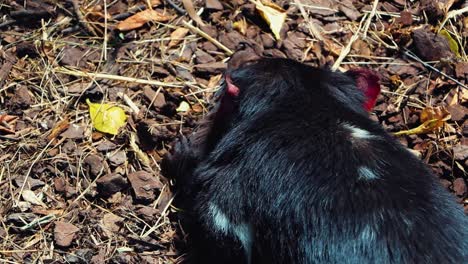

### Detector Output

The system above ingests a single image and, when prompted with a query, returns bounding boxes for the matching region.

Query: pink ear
[225,75,240,97]
[347,68,381,111]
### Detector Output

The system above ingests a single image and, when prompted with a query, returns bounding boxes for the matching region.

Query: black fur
[163,58,468,264]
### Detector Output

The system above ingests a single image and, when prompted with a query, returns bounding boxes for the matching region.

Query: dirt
[0,0,467,263]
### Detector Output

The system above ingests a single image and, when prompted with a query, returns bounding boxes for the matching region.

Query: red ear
[225,75,240,97]
[347,68,381,111]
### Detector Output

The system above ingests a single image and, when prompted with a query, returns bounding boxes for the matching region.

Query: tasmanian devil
[162,56,468,264]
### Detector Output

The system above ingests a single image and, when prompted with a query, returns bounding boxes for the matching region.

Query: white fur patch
[209,204,253,263]
[210,203,230,234]
[358,166,380,180]
[342,123,375,140]
[234,223,253,263]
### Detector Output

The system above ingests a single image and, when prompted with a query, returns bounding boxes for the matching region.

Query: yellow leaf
[439,29,460,57]
[233,18,248,35]
[87,99,127,135]
[394,119,443,136]
[420,106,450,123]
[394,106,450,136]
[255,1,287,40]
[176,101,190,112]
[116,9,172,31]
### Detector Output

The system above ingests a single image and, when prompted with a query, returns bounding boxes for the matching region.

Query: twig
[362,0,379,39]
[438,6,468,32]
[118,92,141,115]
[332,14,367,71]
[182,21,233,55]
[404,49,468,89]
[103,0,108,60]
[294,0,323,41]
[145,86,163,117]
[0,19,15,29]
[19,214,56,231]
[166,0,187,14]
[56,67,185,88]
[0,249,45,253]
[112,0,186,20]
[182,0,205,26]
[69,0,97,36]
[16,139,54,205]
[0,135,20,141]
[10,9,50,19]
[141,194,176,238]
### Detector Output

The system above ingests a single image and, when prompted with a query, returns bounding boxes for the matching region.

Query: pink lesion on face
[347,68,381,112]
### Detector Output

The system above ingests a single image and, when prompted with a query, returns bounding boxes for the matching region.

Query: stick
[331,14,367,71]
[182,21,233,55]
[362,0,379,39]
[56,67,185,88]
[403,49,468,89]
[294,0,323,41]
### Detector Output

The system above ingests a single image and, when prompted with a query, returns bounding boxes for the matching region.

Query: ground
[0,0,467,263]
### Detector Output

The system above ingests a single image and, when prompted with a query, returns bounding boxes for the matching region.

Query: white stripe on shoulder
[358,166,380,180]
[342,123,376,140]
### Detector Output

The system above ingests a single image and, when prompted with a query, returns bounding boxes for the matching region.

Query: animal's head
[216,56,381,122]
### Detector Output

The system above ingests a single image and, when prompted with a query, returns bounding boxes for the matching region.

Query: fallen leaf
[116,9,172,31]
[233,18,248,35]
[395,106,450,136]
[0,114,18,134]
[47,118,70,141]
[87,99,127,135]
[206,0,223,10]
[176,101,191,112]
[461,89,468,103]
[394,119,443,136]
[22,190,46,207]
[23,233,42,249]
[32,208,64,216]
[439,29,460,57]
[255,1,287,40]
[168,28,190,48]
[420,106,451,123]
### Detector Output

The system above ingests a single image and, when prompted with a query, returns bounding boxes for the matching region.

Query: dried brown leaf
[116,9,172,31]
[395,106,451,136]
[168,28,190,48]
